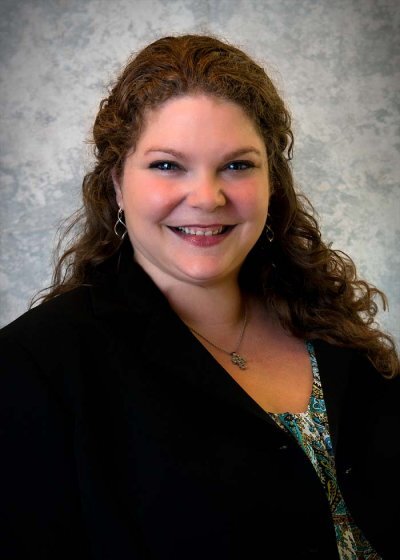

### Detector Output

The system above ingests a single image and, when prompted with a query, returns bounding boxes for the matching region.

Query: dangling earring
[265,223,274,243]
[114,207,127,239]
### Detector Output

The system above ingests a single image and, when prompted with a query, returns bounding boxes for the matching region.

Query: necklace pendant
[231,352,247,370]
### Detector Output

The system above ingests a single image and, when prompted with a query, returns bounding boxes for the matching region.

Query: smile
[174,226,228,236]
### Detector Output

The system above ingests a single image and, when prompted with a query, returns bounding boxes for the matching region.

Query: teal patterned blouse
[269,342,381,560]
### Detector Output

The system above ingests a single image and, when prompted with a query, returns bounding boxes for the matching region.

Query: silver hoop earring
[114,207,127,239]
[265,223,274,243]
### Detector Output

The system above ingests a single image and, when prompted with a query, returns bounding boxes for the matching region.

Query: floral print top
[269,342,381,560]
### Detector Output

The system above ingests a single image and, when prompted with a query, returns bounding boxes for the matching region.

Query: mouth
[169,225,232,236]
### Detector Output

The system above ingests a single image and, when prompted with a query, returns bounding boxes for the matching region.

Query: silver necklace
[188,305,248,370]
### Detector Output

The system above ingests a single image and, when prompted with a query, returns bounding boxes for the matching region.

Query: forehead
[138,94,264,149]
[145,93,254,121]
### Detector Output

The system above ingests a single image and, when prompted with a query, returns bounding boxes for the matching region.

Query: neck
[164,280,250,371]
[161,279,245,333]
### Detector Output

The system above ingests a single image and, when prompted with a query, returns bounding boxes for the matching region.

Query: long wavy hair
[38,34,398,377]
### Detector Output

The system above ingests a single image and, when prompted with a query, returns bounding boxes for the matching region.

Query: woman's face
[113,94,270,291]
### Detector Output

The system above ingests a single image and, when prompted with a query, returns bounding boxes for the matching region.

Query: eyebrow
[144,147,264,159]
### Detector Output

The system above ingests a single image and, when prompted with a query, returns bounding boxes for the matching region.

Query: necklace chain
[188,304,248,370]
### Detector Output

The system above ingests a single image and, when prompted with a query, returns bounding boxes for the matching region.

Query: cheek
[235,184,269,218]
[124,185,180,221]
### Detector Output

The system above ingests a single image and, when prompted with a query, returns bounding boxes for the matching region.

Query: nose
[186,174,226,211]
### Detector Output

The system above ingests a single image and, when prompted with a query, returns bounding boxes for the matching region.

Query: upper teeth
[177,226,224,236]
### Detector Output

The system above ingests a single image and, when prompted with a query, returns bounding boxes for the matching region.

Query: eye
[224,160,255,171]
[149,160,181,172]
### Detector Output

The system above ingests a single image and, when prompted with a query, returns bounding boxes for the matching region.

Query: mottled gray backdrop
[1,0,399,344]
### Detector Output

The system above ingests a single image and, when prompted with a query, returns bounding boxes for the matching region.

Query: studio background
[1,0,399,344]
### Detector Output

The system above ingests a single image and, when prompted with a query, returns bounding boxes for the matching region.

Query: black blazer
[1,247,399,559]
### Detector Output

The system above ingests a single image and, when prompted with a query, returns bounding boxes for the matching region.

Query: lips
[173,225,228,236]
[167,224,234,246]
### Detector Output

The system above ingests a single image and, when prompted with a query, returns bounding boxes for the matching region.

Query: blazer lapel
[313,339,352,454]
[141,304,278,426]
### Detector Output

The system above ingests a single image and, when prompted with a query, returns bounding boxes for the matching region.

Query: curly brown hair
[39,34,398,377]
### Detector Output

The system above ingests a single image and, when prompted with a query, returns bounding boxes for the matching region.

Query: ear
[111,168,124,209]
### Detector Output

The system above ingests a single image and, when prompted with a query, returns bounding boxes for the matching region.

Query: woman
[1,34,398,560]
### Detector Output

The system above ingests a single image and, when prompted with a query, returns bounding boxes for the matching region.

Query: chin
[175,262,241,286]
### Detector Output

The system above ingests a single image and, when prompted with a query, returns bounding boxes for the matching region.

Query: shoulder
[0,286,114,380]
[313,338,400,403]
[0,282,137,410]
[0,260,167,378]
[313,338,396,379]
[1,286,94,343]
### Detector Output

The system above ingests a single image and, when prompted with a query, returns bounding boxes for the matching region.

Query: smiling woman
[0,34,399,560]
